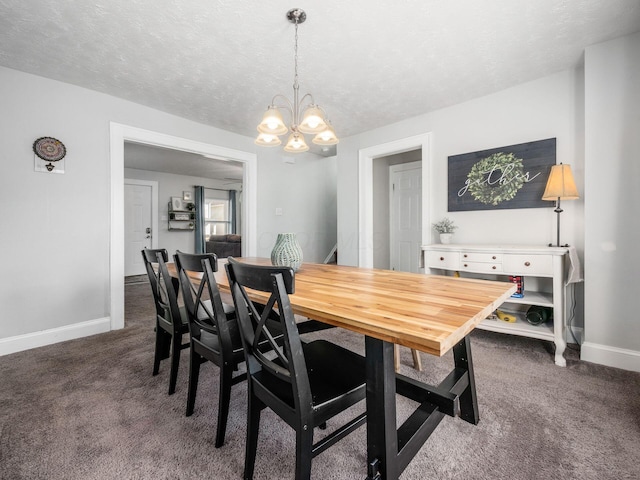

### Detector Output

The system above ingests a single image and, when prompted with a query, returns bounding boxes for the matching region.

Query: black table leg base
[365,334,479,480]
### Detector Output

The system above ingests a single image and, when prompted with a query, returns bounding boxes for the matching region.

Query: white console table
[422,244,575,366]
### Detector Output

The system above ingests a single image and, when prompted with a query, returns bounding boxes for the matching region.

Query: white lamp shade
[542,164,579,200]
[255,133,282,147]
[312,125,339,146]
[298,106,328,134]
[283,132,309,153]
[257,107,288,135]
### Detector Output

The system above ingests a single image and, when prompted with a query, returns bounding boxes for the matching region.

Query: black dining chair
[141,248,190,395]
[173,250,244,448]
[225,258,367,480]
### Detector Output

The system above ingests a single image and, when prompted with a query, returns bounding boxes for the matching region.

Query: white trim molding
[0,318,111,356]
[110,122,258,331]
[581,342,640,373]
[358,133,432,268]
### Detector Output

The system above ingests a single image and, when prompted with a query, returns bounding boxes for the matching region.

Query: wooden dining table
[169,257,515,479]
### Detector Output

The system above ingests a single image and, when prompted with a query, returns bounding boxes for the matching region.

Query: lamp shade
[257,107,288,135]
[312,125,339,146]
[254,132,282,147]
[542,164,579,200]
[298,106,328,134]
[284,132,309,153]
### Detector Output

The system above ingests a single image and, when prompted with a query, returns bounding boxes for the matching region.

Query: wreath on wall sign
[466,152,525,206]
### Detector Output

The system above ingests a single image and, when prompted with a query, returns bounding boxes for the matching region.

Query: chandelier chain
[293,21,299,90]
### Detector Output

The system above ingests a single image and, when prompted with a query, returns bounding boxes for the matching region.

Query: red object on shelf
[509,275,524,298]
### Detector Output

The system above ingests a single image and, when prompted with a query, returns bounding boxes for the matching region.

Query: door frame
[389,160,422,272]
[124,178,159,275]
[358,133,432,268]
[110,122,258,330]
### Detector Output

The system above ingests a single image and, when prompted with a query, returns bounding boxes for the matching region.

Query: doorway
[110,123,258,331]
[358,133,432,268]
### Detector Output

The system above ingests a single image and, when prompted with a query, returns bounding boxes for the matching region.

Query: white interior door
[124,183,152,276]
[390,161,422,273]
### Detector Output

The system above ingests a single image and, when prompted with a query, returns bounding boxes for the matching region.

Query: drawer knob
[492,266,496,270]
[492,256,497,260]
[440,257,444,261]
[524,261,531,267]
[463,254,468,258]
[464,263,468,267]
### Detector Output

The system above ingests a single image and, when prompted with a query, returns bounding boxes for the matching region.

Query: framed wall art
[447,138,556,211]
[33,136,66,174]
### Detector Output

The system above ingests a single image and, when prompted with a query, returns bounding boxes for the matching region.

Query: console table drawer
[460,261,503,273]
[460,252,503,263]
[503,254,553,276]
[425,251,459,270]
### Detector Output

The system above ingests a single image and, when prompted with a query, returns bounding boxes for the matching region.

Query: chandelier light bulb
[312,124,339,146]
[284,132,309,152]
[257,107,288,135]
[255,132,282,147]
[298,106,328,134]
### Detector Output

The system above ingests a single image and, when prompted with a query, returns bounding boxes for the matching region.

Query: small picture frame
[183,191,193,201]
[171,197,184,211]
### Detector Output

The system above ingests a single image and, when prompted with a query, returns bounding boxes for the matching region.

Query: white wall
[0,66,337,354]
[582,32,640,371]
[338,69,584,264]
[254,149,337,264]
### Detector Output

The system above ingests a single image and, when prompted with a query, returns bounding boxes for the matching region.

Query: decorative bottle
[270,233,303,271]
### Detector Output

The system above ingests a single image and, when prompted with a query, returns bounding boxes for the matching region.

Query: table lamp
[542,163,579,247]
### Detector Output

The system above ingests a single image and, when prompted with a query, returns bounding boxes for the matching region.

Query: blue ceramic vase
[270,233,303,271]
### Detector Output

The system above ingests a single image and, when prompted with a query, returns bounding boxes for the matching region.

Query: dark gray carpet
[1,282,638,479]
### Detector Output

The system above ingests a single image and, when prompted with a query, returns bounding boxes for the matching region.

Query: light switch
[275,208,283,216]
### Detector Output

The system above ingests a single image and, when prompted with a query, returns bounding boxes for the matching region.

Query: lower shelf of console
[479,317,554,342]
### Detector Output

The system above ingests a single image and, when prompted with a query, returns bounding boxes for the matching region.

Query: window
[204,191,231,238]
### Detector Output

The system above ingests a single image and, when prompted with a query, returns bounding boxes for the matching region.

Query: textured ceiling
[1,0,640,142]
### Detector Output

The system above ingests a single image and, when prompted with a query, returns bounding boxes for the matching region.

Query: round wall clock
[33,137,66,172]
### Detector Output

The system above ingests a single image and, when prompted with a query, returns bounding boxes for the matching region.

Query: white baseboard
[0,317,112,356]
[581,342,640,373]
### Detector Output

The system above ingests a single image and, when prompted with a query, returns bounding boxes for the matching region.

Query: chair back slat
[175,251,233,357]
[141,248,181,334]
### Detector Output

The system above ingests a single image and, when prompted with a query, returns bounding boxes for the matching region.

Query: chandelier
[255,8,338,153]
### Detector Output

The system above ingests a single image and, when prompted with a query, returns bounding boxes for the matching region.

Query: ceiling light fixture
[255,8,338,153]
